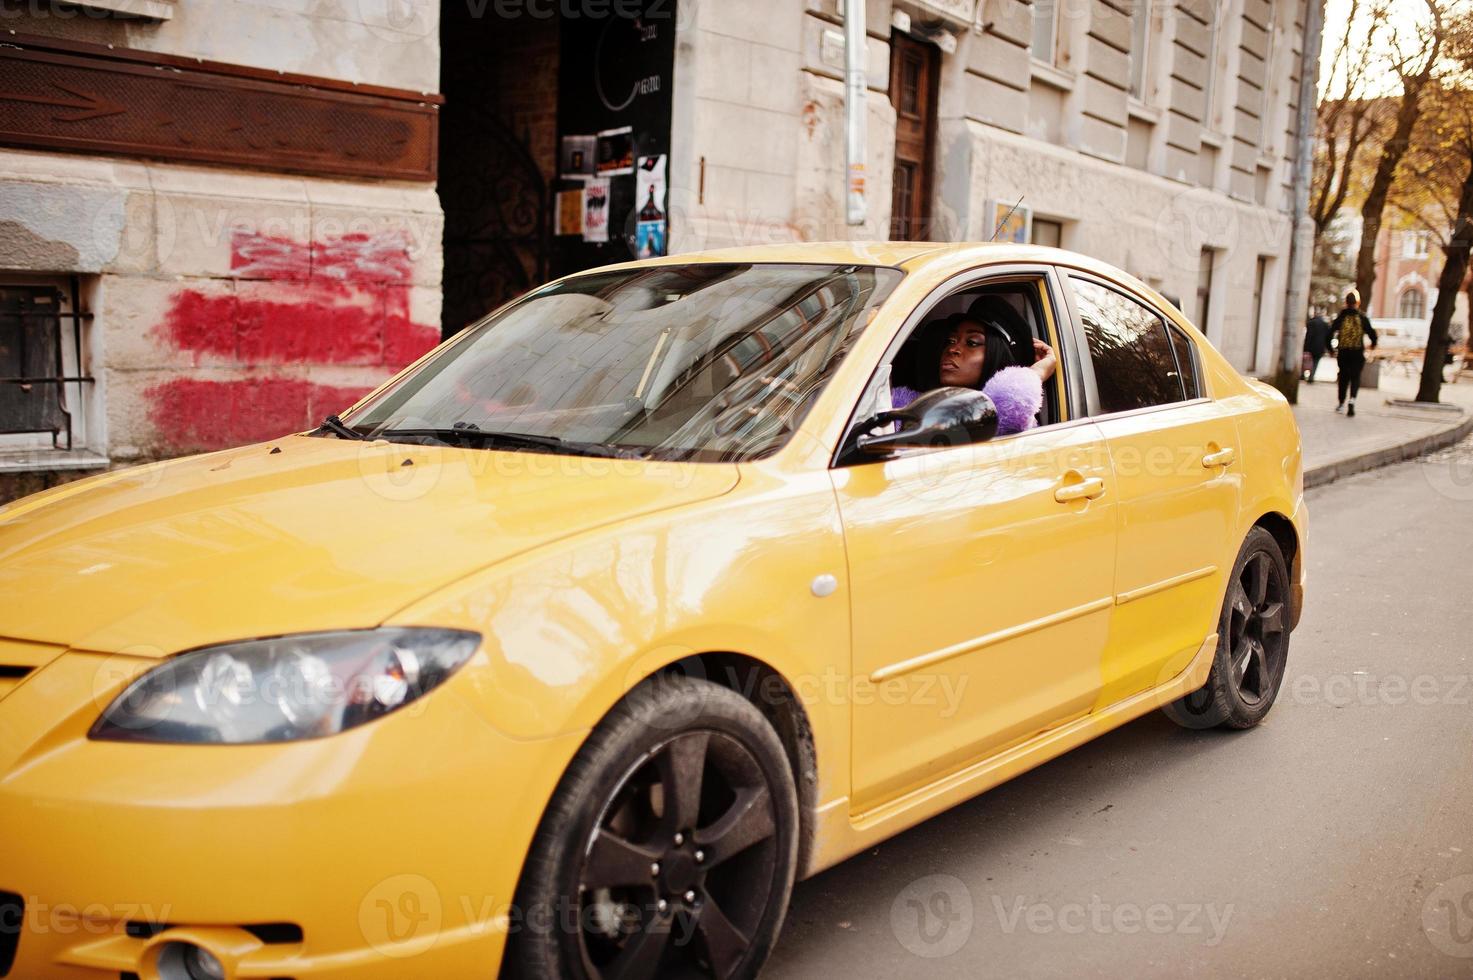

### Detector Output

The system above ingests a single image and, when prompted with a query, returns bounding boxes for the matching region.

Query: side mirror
[854,387,999,456]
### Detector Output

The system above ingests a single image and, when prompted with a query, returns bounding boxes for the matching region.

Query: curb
[1304,407,1473,489]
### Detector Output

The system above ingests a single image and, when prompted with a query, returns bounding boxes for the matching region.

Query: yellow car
[0,243,1304,980]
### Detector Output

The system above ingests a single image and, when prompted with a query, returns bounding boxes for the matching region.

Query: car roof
[594,240,1147,286]
[582,241,1187,336]
[592,241,1013,271]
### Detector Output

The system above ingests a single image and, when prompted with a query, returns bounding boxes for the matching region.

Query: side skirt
[801,631,1218,879]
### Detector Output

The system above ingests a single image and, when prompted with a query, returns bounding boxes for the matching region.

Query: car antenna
[988,195,1026,242]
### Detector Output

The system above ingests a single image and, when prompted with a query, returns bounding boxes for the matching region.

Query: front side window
[345,263,902,462]
[1071,277,1187,414]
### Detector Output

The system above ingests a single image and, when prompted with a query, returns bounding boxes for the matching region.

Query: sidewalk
[1293,357,1473,487]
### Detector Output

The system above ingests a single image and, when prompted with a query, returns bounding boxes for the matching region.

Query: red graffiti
[147,229,440,452]
[155,285,435,367]
[230,231,416,285]
[147,378,375,450]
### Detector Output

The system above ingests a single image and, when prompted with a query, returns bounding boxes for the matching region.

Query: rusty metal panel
[0,36,439,181]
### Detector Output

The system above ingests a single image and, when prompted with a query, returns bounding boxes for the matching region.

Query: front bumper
[0,651,587,979]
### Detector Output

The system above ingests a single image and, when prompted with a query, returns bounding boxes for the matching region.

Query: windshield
[344,263,903,461]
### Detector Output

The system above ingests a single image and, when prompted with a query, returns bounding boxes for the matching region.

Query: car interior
[886,277,1063,430]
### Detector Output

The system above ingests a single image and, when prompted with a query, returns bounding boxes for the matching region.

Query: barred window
[0,279,95,457]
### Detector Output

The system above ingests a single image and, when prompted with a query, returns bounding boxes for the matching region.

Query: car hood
[0,436,738,656]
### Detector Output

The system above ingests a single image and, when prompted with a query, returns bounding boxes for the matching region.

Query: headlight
[90,629,480,744]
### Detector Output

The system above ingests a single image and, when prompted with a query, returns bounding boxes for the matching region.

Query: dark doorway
[438,4,559,338]
[437,2,678,338]
[888,33,939,242]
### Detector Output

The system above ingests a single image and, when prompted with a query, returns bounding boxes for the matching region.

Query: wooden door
[889,33,939,241]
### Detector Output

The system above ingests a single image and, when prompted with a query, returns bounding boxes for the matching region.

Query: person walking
[1331,289,1377,417]
[1303,308,1331,382]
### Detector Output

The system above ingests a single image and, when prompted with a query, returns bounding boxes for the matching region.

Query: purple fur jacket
[891,366,1044,436]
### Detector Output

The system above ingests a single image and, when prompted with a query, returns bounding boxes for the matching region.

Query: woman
[891,311,1058,436]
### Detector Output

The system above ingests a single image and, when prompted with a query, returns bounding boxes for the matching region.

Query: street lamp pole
[844,0,868,227]
[1275,0,1326,403]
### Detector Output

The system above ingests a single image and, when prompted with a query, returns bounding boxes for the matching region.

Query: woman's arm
[1030,339,1058,382]
[983,366,1044,435]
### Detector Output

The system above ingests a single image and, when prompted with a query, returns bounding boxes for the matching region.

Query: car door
[1061,273,1243,709]
[830,267,1120,813]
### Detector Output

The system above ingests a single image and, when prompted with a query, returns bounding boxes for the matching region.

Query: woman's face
[939,320,988,388]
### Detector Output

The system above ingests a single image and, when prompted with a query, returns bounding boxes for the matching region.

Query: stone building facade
[0,0,1315,500]
[675,0,1313,377]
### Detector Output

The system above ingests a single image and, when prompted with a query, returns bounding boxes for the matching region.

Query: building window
[1248,255,1270,372]
[0,279,94,457]
[1403,231,1430,258]
[1398,288,1426,320]
[1201,3,1220,130]
[1032,0,1059,63]
[1195,247,1217,335]
[1031,218,1064,247]
[1258,23,1276,148]
[1129,0,1152,99]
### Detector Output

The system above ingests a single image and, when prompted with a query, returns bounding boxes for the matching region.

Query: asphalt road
[766,436,1473,979]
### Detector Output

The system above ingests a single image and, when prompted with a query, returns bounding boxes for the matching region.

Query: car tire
[505,674,800,980]
[1162,526,1292,731]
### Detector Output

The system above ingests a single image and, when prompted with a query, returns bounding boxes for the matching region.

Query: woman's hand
[1031,339,1058,382]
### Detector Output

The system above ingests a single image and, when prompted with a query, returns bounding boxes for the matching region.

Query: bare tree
[1405,16,1473,403]
[1354,0,1452,302]
[1310,0,1391,240]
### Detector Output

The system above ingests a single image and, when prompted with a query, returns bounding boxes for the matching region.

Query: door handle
[1202,446,1236,468]
[1054,476,1106,503]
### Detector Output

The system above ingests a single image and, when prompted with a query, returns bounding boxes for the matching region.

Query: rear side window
[1071,277,1187,414]
[1166,323,1200,399]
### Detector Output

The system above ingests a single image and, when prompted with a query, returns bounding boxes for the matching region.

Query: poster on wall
[985,198,1032,243]
[556,188,586,236]
[583,178,611,243]
[596,126,634,175]
[555,1,677,274]
[634,154,668,258]
[559,135,597,180]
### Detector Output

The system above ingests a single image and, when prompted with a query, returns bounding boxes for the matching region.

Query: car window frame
[830,263,1088,468]
[1057,269,1212,422]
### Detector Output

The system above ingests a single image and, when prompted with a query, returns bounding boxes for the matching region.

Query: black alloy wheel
[1162,526,1292,730]
[1224,550,1289,707]
[507,676,799,980]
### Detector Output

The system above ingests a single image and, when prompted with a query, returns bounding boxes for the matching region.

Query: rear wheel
[1162,526,1291,730]
[506,676,799,980]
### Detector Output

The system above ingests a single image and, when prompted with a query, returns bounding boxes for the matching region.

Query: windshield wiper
[370,424,620,457]
[315,415,367,440]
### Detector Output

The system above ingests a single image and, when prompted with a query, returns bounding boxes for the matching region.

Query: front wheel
[506,675,799,980]
[1162,526,1291,730]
